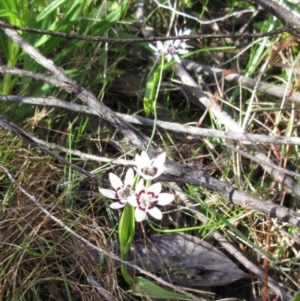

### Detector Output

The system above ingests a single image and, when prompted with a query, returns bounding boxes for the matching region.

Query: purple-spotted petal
[148,207,163,220]
[135,179,145,193]
[110,201,126,209]
[109,173,123,190]
[135,151,166,180]
[135,208,147,222]
[100,169,136,210]
[147,182,162,195]
[99,188,117,199]
[157,193,174,205]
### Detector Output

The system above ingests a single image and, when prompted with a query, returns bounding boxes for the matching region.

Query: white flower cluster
[149,29,192,63]
[99,151,174,222]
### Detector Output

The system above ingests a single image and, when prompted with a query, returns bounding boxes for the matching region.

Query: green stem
[119,203,135,286]
[146,55,164,152]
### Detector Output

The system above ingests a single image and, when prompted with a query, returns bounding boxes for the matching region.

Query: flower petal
[124,168,134,186]
[110,201,126,209]
[136,151,150,173]
[135,179,145,193]
[109,173,123,190]
[183,29,191,35]
[165,54,172,62]
[148,207,163,220]
[152,153,166,178]
[157,193,174,205]
[149,43,158,52]
[156,41,165,51]
[99,188,117,199]
[178,49,189,54]
[135,208,147,222]
[153,152,166,168]
[139,174,154,181]
[174,54,181,63]
[173,39,181,48]
[175,27,180,36]
[141,151,151,165]
[128,195,138,207]
[147,182,162,195]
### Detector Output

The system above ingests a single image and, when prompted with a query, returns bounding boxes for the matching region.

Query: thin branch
[2,94,300,146]
[161,171,300,228]
[0,19,290,44]
[0,65,73,92]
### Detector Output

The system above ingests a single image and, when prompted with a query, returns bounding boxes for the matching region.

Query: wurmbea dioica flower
[100,151,174,222]
[174,28,193,49]
[128,180,174,222]
[135,151,166,180]
[149,29,191,63]
[148,40,166,56]
[99,168,134,209]
[164,40,188,63]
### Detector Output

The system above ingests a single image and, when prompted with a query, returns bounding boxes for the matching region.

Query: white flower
[149,39,188,63]
[99,168,135,209]
[174,28,193,49]
[164,40,188,63]
[135,151,166,180]
[128,180,174,222]
[149,41,166,56]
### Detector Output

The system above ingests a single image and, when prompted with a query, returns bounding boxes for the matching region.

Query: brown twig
[263,218,273,301]
[0,19,292,43]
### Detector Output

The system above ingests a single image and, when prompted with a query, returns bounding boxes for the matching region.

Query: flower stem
[146,55,164,152]
[119,203,135,286]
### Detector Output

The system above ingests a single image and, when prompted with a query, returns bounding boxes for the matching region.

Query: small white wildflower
[149,38,189,63]
[128,180,174,222]
[135,151,166,180]
[149,41,166,56]
[164,40,188,63]
[99,168,135,209]
[174,28,193,49]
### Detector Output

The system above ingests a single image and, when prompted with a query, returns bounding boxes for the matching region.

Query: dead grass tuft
[0,141,123,301]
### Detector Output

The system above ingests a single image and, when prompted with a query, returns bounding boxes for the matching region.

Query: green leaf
[290,291,300,301]
[133,276,192,300]
[87,1,129,37]
[119,203,135,253]
[143,63,163,116]
[143,73,155,116]
[119,203,135,285]
[0,10,22,20]
[36,0,68,22]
